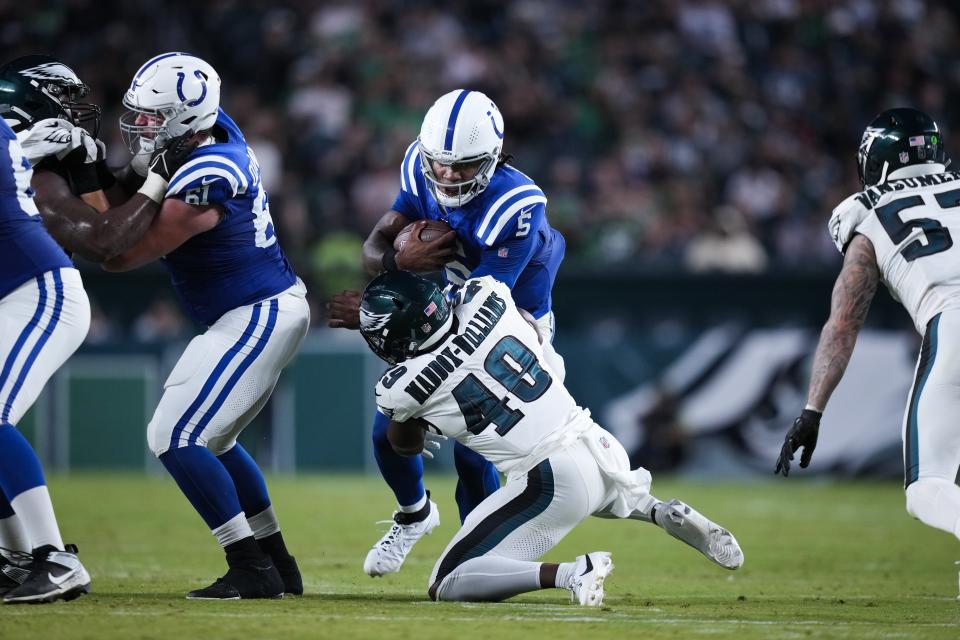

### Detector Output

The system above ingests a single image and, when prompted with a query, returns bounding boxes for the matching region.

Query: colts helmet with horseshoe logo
[417,89,506,208]
[119,52,221,161]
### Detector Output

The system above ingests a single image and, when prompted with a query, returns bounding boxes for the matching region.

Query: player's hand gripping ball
[392,219,456,272]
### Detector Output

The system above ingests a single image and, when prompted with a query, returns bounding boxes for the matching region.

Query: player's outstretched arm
[776,234,879,476]
[101,198,222,272]
[33,170,161,263]
[34,133,197,263]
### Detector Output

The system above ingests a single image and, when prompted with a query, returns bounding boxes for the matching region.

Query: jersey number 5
[875,187,960,261]
[451,335,552,436]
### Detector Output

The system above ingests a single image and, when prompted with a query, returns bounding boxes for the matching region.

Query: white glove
[421,430,448,460]
[17,118,103,166]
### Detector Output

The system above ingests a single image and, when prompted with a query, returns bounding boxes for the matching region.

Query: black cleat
[186,561,285,600]
[0,552,30,597]
[3,544,91,604]
[272,554,303,596]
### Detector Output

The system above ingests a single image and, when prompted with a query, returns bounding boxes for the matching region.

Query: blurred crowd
[3,0,959,335]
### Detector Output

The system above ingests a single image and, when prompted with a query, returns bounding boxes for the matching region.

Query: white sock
[212,512,254,548]
[0,513,31,553]
[553,561,577,590]
[247,505,280,539]
[10,486,63,551]
[399,493,428,514]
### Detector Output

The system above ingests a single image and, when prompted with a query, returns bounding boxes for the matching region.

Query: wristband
[95,160,117,190]
[803,404,823,414]
[137,171,169,204]
[69,162,101,195]
[382,246,399,272]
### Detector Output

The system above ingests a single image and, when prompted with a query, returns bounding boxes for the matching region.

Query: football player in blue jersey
[329,89,567,577]
[0,55,197,604]
[91,52,310,600]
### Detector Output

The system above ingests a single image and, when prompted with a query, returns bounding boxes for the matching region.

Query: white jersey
[829,170,960,332]
[375,276,579,474]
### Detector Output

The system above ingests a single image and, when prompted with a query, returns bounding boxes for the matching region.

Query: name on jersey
[403,290,508,405]
[856,171,960,209]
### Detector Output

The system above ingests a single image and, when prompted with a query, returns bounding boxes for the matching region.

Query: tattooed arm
[805,233,880,410]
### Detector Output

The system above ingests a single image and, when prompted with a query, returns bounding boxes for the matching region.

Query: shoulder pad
[166,152,251,202]
[828,192,871,253]
[399,141,421,196]
[474,183,546,246]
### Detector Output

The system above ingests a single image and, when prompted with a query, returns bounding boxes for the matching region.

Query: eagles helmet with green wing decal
[0,55,101,136]
[359,271,453,364]
[858,107,949,186]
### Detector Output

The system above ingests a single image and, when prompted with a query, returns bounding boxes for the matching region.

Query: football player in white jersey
[777,108,960,563]
[359,271,743,604]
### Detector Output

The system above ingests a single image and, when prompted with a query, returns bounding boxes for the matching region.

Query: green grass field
[5,474,959,639]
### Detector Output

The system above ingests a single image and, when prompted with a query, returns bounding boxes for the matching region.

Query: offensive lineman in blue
[99,53,310,599]
[328,89,566,577]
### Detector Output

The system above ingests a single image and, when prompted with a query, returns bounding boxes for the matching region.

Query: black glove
[775,409,821,477]
[147,133,198,181]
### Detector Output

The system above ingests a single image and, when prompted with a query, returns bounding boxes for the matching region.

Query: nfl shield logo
[498,247,509,258]
[899,151,910,163]
[599,436,610,449]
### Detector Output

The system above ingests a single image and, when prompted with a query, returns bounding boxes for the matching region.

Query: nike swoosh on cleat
[48,571,72,586]
[581,555,594,576]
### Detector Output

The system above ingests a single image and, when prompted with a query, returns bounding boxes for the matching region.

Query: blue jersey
[0,119,72,299]
[391,141,565,318]
[163,109,297,326]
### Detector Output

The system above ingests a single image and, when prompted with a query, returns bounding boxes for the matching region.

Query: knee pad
[146,417,169,458]
[905,477,950,519]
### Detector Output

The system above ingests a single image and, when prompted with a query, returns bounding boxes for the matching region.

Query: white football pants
[146,280,309,456]
[902,311,960,540]
[0,268,89,425]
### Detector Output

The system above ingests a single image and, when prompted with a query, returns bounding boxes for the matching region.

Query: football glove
[18,118,103,167]
[775,409,821,477]
[147,133,197,182]
[421,430,448,460]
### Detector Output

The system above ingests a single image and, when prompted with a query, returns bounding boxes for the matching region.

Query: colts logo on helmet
[360,307,391,332]
[487,104,503,140]
[176,70,207,107]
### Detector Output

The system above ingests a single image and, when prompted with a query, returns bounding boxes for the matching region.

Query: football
[393,219,454,251]
[387,417,428,456]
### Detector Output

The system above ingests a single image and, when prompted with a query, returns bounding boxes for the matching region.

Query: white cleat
[657,499,744,570]
[363,500,439,577]
[568,551,614,606]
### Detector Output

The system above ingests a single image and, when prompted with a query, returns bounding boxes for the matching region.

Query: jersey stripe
[443,90,472,152]
[401,141,420,196]
[168,155,249,195]
[0,274,48,420]
[483,195,547,246]
[475,185,543,240]
[167,167,240,198]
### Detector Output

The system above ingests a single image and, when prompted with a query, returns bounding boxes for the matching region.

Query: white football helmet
[418,89,504,208]
[119,52,221,172]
